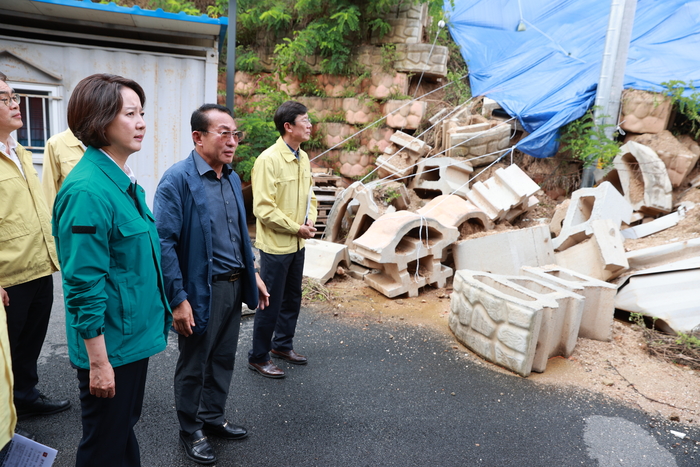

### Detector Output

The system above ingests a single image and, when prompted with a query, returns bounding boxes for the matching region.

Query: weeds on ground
[629,312,700,370]
[302,278,333,304]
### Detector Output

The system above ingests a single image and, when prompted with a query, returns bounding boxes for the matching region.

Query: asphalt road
[18,274,700,466]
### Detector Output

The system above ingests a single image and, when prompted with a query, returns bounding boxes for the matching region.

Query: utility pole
[226,0,237,115]
[581,0,637,187]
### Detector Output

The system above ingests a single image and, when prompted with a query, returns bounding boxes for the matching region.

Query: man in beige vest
[42,128,85,209]
[0,72,70,439]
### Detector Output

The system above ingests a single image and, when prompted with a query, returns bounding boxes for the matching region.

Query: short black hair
[191,104,232,132]
[67,74,146,148]
[274,101,308,136]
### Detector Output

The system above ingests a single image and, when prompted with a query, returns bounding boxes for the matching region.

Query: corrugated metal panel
[1,37,218,207]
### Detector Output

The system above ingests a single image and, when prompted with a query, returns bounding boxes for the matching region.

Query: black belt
[212,269,243,282]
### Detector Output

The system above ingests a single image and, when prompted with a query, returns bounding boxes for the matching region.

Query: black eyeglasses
[0,95,20,107]
[202,130,244,142]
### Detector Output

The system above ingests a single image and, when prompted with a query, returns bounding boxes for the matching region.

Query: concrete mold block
[466,164,541,222]
[303,240,350,284]
[554,219,629,282]
[322,182,382,246]
[417,195,493,233]
[353,211,458,298]
[552,181,633,251]
[612,141,673,215]
[383,100,428,130]
[390,131,432,158]
[448,121,512,165]
[626,130,700,188]
[449,270,556,377]
[409,157,474,199]
[453,225,555,275]
[393,43,448,79]
[521,265,618,342]
[619,89,672,135]
[499,275,585,373]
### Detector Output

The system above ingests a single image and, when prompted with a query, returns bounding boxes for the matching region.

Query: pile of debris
[302,94,700,378]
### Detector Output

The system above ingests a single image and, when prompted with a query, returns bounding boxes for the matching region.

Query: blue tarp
[444,0,700,158]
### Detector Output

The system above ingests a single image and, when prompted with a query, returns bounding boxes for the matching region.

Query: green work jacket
[52,147,172,369]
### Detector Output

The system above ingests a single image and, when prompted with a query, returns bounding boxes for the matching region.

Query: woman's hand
[255,272,270,310]
[89,361,115,398]
[84,335,116,398]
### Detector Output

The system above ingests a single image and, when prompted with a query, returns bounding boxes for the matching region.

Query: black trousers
[4,275,53,405]
[174,279,242,435]
[75,358,149,467]
[248,248,305,364]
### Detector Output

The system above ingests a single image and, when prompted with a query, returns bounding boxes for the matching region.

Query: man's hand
[0,287,8,307]
[297,220,317,239]
[172,299,195,336]
[255,272,270,310]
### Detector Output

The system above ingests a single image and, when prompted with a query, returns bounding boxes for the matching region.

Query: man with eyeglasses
[154,103,269,465]
[247,100,317,379]
[0,72,70,440]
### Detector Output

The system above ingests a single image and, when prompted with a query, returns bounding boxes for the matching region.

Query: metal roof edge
[32,0,226,26]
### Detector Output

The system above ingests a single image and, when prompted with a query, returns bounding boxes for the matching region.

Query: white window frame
[8,81,63,165]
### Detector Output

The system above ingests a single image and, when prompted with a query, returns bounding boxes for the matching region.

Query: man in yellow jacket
[0,72,70,431]
[248,101,317,378]
[41,128,85,210]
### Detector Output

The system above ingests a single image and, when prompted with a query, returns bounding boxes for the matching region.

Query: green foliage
[299,81,327,97]
[343,137,360,151]
[232,86,288,182]
[660,80,700,139]
[235,46,262,73]
[305,131,326,151]
[380,44,397,73]
[443,69,471,107]
[320,111,347,123]
[559,109,620,169]
[147,0,201,15]
[383,187,400,204]
[675,331,700,350]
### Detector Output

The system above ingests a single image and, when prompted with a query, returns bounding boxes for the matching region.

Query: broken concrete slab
[621,209,684,240]
[466,164,541,222]
[303,239,350,284]
[615,256,700,334]
[375,152,417,181]
[552,181,633,251]
[353,210,458,298]
[627,130,700,188]
[453,224,555,275]
[520,265,617,342]
[409,157,473,199]
[500,275,585,373]
[554,219,629,282]
[449,269,552,377]
[626,237,700,271]
[548,199,570,237]
[613,141,673,215]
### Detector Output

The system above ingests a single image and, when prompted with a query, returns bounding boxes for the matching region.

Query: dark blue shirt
[193,152,244,274]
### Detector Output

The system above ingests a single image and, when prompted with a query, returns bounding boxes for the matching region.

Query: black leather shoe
[271,348,308,365]
[16,394,70,420]
[14,426,36,440]
[203,420,248,440]
[179,430,216,465]
[248,360,285,378]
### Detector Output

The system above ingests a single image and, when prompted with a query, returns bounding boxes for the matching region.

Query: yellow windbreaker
[0,144,59,287]
[252,137,317,255]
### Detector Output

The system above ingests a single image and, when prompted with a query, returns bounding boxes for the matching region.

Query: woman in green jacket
[52,74,171,467]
